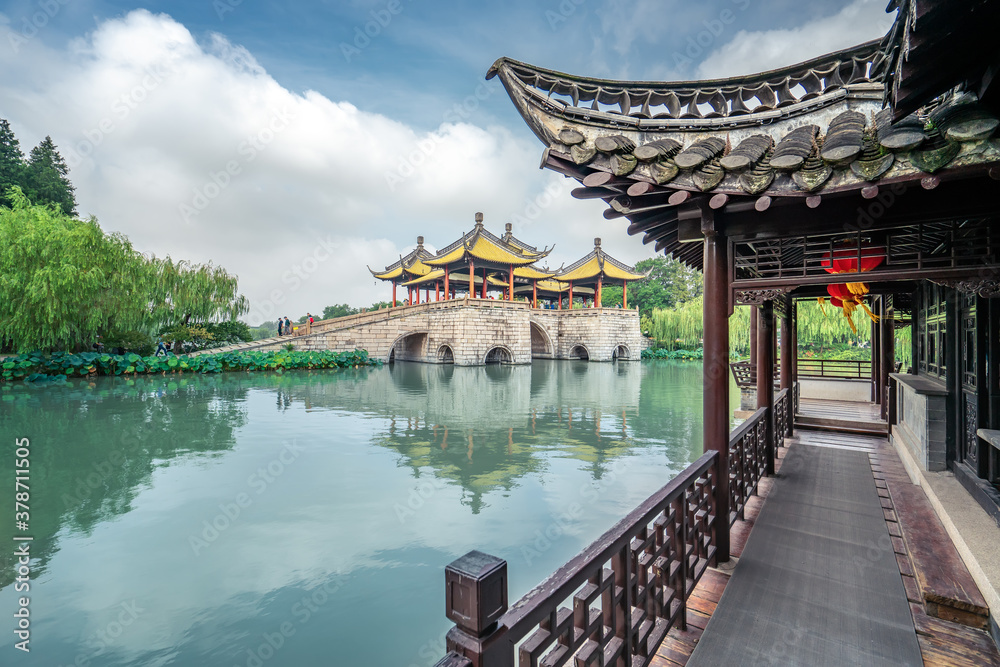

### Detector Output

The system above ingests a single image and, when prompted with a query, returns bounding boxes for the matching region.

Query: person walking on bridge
[277,318,283,336]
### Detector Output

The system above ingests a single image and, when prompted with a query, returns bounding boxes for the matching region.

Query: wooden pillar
[558,293,562,310]
[392,282,397,308]
[702,212,730,563]
[569,281,574,309]
[872,313,881,404]
[436,282,440,301]
[749,305,758,366]
[532,280,537,309]
[468,260,475,298]
[508,264,514,301]
[781,299,794,437]
[623,280,628,309]
[758,300,775,476]
[596,276,603,308]
[481,268,487,299]
[880,295,895,420]
[444,268,450,300]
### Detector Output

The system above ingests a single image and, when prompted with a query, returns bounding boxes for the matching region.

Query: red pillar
[532,281,537,309]
[623,280,628,309]
[444,268,450,300]
[702,212,730,563]
[596,276,603,308]
[392,282,397,308]
[568,281,574,309]
[481,268,487,299]
[468,260,474,298]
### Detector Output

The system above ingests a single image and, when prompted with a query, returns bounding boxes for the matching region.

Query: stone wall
[240,299,644,366]
[890,373,949,472]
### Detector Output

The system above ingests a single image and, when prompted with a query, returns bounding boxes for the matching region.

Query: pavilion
[367,235,435,306]
[429,1,1000,665]
[369,215,648,310]
[554,237,648,309]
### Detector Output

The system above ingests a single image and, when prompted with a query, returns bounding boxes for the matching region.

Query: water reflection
[0,360,728,666]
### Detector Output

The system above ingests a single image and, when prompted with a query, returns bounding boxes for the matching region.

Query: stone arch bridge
[203,298,648,365]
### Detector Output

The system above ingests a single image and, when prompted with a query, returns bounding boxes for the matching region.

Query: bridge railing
[431,402,784,667]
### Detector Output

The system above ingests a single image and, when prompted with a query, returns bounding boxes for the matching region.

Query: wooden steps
[795,397,887,436]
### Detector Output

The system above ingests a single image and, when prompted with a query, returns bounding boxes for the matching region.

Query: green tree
[23,136,76,216]
[0,119,25,209]
[322,303,358,320]
[629,256,703,316]
[0,190,247,353]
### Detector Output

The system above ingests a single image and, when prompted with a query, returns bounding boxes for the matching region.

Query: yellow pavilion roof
[402,270,485,287]
[556,239,648,284]
[425,217,550,269]
[370,236,437,282]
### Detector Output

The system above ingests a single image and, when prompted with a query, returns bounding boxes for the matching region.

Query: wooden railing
[434,401,787,667]
[796,357,871,379]
[435,452,720,667]
[728,408,767,525]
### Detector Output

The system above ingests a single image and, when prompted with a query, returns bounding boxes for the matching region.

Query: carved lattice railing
[728,408,768,525]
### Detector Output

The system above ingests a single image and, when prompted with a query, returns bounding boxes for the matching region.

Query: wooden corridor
[651,427,998,667]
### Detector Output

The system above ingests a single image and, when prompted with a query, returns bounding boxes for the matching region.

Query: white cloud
[696,0,893,79]
[0,10,630,325]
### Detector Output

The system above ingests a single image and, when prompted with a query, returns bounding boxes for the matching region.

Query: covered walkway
[687,431,921,665]
[654,426,997,666]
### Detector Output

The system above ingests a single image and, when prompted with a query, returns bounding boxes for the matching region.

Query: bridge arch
[529,320,553,357]
[612,344,632,361]
[388,331,428,363]
[437,344,455,364]
[569,344,590,360]
[484,345,513,365]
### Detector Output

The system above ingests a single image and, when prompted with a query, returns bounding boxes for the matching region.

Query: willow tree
[0,188,247,352]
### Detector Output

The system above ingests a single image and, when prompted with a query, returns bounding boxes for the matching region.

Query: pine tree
[24,136,77,216]
[0,119,25,208]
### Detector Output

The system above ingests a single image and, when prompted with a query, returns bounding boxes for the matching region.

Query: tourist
[284,317,292,335]
[277,318,283,336]
[308,313,314,325]
[155,336,168,356]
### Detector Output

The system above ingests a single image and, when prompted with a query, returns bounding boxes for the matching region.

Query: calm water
[0,360,736,666]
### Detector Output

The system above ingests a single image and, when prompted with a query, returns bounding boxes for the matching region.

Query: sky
[0,0,896,324]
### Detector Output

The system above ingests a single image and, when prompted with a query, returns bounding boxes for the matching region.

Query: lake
[0,360,737,666]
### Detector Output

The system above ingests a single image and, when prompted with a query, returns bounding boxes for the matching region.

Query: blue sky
[0,0,893,321]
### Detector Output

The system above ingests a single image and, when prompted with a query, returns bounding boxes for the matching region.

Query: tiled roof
[369,237,436,282]
[556,239,647,284]
[425,218,549,268]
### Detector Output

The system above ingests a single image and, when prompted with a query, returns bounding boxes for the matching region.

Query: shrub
[1,348,380,382]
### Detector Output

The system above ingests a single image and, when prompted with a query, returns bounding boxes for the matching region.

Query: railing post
[443,551,512,667]
[757,300,775,475]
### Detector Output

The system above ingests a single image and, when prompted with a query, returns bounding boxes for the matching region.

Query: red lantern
[827,283,854,301]
[821,244,884,274]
